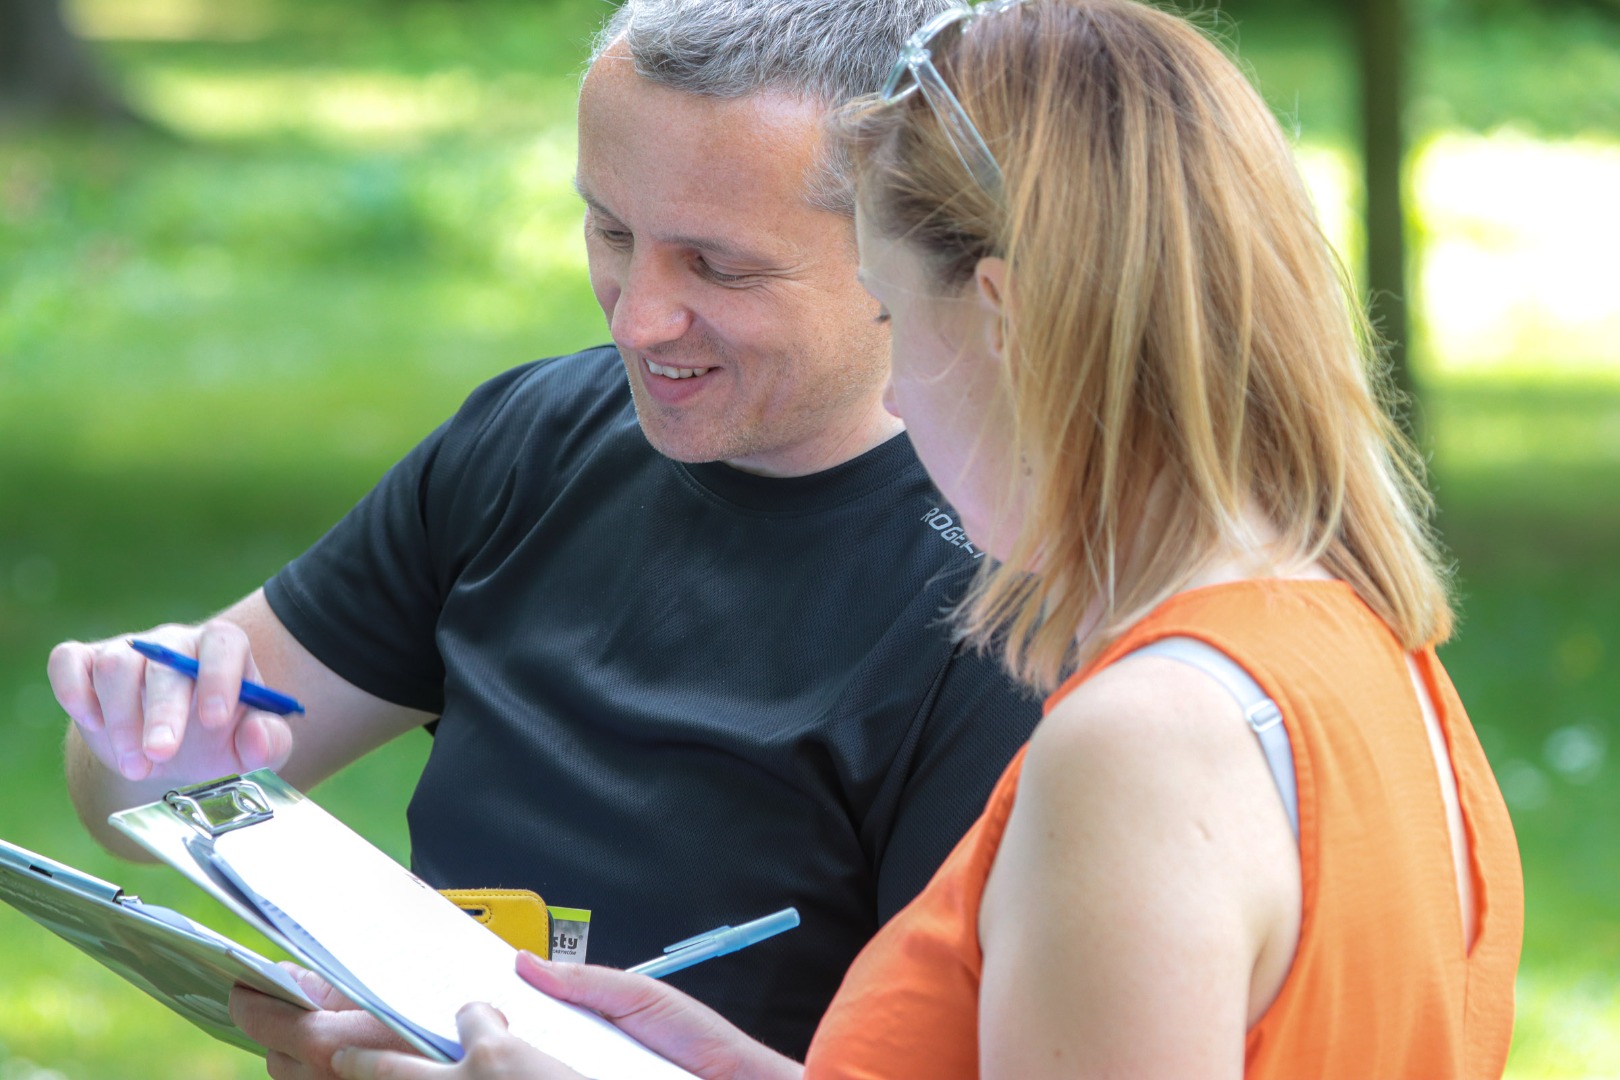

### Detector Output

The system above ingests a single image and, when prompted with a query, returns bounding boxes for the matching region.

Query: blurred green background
[1,0,1617,1076]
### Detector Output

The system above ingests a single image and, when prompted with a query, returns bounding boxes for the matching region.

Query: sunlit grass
[1507,970,1620,1080]
[73,0,276,44]
[1417,132,1620,378]
[1295,132,1620,386]
[1433,375,1620,479]
[131,67,582,148]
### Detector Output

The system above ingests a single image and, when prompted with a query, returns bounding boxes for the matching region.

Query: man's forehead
[575,56,857,261]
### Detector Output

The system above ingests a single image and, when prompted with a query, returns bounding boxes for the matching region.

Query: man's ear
[974,256,1010,361]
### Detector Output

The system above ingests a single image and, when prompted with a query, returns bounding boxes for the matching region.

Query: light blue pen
[627,907,799,979]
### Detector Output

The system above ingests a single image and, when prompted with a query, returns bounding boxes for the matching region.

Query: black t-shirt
[264,346,1039,1058]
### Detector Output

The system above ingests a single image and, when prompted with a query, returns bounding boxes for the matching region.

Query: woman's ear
[974,256,1010,361]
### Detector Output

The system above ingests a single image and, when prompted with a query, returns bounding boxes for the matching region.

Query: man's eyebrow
[573,180,779,267]
[574,180,615,222]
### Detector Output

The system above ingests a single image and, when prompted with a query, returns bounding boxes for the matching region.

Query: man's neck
[723,413,906,478]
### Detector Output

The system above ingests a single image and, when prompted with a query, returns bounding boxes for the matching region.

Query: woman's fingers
[515,954,664,1022]
[513,954,797,1079]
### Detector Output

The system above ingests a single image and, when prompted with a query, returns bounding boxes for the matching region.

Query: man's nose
[609,255,694,351]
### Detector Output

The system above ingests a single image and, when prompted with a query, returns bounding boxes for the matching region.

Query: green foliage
[1,0,1617,1077]
[1415,5,1620,137]
[1216,0,1620,139]
[1429,380,1620,1076]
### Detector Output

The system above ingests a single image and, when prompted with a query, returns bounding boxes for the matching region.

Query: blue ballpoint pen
[627,907,800,979]
[129,639,306,716]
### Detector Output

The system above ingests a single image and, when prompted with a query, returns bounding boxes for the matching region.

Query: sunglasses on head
[879,0,1025,194]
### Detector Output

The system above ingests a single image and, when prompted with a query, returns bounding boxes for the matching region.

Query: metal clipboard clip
[163,776,274,839]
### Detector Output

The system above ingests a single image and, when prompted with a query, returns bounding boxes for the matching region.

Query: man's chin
[643,433,733,464]
[625,394,742,465]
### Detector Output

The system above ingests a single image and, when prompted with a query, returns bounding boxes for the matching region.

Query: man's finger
[236,710,294,772]
[231,984,408,1068]
[195,620,254,731]
[135,628,204,762]
[90,641,154,779]
[48,642,106,733]
[330,1047,446,1080]
[454,1001,510,1047]
[284,962,362,1011]
[231,984,315,1049]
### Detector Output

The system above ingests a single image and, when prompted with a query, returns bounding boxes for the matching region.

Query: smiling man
[50,1,1039,1075]
[576,68,900,476]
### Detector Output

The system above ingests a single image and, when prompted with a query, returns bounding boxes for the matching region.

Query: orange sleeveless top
[804,580,1522,1078]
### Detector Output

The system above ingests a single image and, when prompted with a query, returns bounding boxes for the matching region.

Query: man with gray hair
[49,0,1038,1073]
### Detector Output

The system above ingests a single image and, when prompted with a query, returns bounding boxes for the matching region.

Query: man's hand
[53,588,435,856]
[331,1002,585,1080]
[233,965,418,1080]
[51,618,292,786]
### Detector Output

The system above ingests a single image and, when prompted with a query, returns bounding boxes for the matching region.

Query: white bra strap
[1128,637,1300,840]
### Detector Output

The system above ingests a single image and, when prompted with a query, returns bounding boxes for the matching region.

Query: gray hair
[588,0,958,215]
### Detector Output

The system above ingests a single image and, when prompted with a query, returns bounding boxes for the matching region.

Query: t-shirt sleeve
[263,365,535,715]
[872,646,1040,921]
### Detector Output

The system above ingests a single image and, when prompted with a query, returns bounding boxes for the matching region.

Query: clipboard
[0,836,315,1052]
[109,771,698,1080]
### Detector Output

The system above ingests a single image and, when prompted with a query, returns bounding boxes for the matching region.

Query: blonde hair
[836,0,1451,691]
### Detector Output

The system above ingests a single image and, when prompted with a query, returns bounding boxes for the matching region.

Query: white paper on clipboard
[110,770,698,1080]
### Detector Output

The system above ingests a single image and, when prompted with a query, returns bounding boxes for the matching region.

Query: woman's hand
[329,1002,582,1080]
[328,953,802,1080]
[514,954,801,1080]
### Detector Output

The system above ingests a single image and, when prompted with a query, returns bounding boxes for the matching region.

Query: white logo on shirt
[921,508,988,559]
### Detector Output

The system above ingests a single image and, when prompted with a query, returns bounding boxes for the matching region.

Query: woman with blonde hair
[332,0,1522,1076]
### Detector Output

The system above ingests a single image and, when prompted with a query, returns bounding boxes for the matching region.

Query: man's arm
[55,588,434,859]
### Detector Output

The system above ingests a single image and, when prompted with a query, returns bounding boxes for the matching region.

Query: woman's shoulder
[1041,648,1249,745]
[1018,643,1302,912]
[985,648,1302,1043]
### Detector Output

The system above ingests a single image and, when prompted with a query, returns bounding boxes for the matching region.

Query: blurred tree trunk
[1351,0,1421,441]
[0,0,142,124]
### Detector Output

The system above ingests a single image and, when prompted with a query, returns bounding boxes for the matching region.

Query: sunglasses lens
[878,1,1008,192]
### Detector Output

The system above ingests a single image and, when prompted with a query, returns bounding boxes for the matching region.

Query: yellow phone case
[439,888,552,959]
